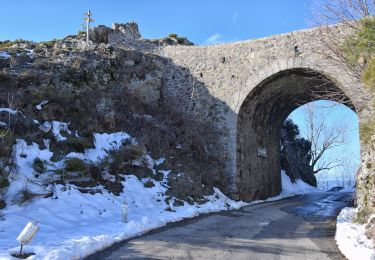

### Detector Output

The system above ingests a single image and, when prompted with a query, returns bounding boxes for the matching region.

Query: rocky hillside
[0,22,224,211]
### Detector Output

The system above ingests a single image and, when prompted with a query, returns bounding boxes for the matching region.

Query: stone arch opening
[236,68,356,201]
[284,100,360,191]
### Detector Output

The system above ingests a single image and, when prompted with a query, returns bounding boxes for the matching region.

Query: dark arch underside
[236,68,355,201]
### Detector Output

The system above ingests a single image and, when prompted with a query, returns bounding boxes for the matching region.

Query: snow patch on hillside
[0,124,323,259]
[0,51,11,59]
[0,129,246,260]
[0,108,18,114]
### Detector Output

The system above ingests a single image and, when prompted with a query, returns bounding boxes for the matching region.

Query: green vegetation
[0,129,15,158]
[342,18,375,67]
[31,85,57,101]
[41,39,59,49]
[0,175,9,189]
[122,144,146,161]
[143,179,155,188]
[64,158,87,174]
[60,136,94,153]
[356,173,375,223]
[342,18,375,142]
[168,33,178,38]
[0,39,31,48]
[363,57,375,88]
[32,158,46,174]
[360,119,375,143]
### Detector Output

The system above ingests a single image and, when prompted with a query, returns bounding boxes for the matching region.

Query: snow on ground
[0,125,323,259]
[276,171,320,197]
[35,101,48,110]
[0,108,18,114]
[336,207,375,260]
[0,51,11,59]
[67,132,134,162]
[0,176,245,260]
[0,129,246,260]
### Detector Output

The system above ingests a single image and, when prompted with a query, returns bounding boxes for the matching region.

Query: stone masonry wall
[154,24,372,199]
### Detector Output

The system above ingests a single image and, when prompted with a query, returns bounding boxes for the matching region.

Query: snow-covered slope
[279,170,319,196]
[0,126,321,259]
[0,129,247,259]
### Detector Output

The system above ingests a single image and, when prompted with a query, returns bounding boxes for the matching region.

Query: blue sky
[288,101,360,181]
[0,0,313,44]
[0,1,360,181]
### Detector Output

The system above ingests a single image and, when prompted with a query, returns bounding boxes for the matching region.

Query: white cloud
[232,11,239,24]
[203,33,223,45]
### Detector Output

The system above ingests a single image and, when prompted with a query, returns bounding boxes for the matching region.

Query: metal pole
[86,10,90,43]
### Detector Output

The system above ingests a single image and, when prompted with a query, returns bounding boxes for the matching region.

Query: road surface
[86,192,353,260]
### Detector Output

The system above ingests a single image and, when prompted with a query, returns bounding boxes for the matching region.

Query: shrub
[0,39,31,49]
[41,39,59,49]
[342,17,375,66]
[124,144,146,160]
[363,57,375,89]
[60,136,94,153]
[31,85,56,101]
[111,144,146,166]
[0,200,6,209]
[0,176,9,188]
[0,129,15,158]
[17,187,39,205]
[177,36,187,44]
[32,158,46,173]
[143,179,155,188]
[168,33,178,38]
[360,119,375,143]
[64,158,87,174]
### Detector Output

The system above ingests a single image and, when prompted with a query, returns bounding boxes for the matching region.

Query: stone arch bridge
[154,24,372,201]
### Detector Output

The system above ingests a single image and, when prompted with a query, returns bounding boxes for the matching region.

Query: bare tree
[302,103,349,174]
[310,0,375,78]
[311,0,374,26]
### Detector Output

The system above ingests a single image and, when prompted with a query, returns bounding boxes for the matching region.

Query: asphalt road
[86,192,353,260]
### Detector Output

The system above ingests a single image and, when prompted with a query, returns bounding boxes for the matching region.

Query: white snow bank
[0,176,246,260]
[241,171,320,206]
[278,171,320,197]
[0,108,18,114]
[336,207,375,260]
[38,121,71,141]
[67,132,134,162]
[0,51,11,59]
[35,101,48,110]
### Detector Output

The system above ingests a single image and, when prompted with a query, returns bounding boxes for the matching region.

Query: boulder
[112,22,141,40]
[90,25,112,44]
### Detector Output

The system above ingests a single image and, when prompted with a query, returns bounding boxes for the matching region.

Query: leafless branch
[302,103,349,174]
